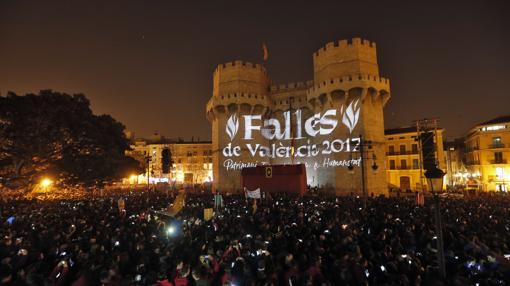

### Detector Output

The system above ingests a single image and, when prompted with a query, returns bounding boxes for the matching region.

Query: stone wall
[207,38,391,195]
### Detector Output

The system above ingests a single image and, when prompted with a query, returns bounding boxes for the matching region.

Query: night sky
[1,1,509,140]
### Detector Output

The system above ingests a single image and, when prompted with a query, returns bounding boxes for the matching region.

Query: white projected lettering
[222,138,359,158]
[240,109,338,140]
[222,102,362,171]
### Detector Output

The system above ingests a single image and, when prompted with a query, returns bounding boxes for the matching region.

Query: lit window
[482,125,506,132]
[496,167,504,179]
[492,137,503,148]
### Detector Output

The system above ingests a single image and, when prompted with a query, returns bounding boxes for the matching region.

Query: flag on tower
[262,43,269,62]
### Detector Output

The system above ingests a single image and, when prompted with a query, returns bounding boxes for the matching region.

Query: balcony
[488,143,505,149]
[465,146,480,152]
[490,159,507,164]
[396,166,411,170]
[386,151,420,156]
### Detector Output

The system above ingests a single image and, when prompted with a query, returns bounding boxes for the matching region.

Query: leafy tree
[0,90,142,189]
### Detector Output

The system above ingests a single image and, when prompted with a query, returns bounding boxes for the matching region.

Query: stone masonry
[206,38,391,196]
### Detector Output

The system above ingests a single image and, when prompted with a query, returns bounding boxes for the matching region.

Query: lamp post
[424,166,446,279]
[145,155,152,189]
[348,135,378,209]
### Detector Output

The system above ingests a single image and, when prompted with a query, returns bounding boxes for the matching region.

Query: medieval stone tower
[206,38,390,195]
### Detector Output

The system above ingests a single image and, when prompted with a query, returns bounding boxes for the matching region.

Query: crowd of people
[1,189,510,285]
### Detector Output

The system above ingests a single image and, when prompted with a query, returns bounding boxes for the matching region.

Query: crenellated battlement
[216,92,268,102]
[213,60,270,98]
[206,92,269,113]
[214,60,267,75]
[306,74,390,100]
[313,37,376,58]
[313,37,379,82]
[269,80,313,92]
[310,74,389,90]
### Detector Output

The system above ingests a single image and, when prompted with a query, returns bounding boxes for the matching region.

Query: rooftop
[478,115,510,126]
[385,125,444,136]
[134,138,211,145]
[384,126,417,135]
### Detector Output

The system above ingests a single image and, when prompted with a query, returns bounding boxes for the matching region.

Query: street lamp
[425,167,445,194]
[348,135,378,209]
[371,154,379,174]
[40,178,53,188]
[145,155,152,189]
[424,166,446,279]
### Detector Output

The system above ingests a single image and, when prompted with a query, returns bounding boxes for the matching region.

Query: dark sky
[1,1,509,140]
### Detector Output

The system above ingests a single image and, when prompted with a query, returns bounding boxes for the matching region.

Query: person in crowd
[1,189,510,285]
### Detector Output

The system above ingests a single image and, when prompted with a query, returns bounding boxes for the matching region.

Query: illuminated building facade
[465,116,510,192]
[444,139,470,189]
[384,127,446,191]
[206,38,391,195]
[126,140,213,186]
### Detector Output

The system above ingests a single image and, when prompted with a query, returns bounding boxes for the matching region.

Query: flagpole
[290,96,295,165]
[261,42,272,168]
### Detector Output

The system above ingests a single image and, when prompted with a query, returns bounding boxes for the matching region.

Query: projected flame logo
[341,99,360,134]
[226,114,239,140]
